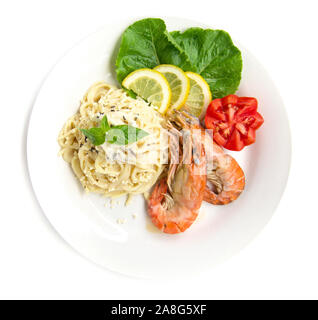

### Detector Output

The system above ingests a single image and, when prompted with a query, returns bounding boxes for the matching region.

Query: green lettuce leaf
[115,18,243,99]
[170,28,242,99]
[115,18,191,83]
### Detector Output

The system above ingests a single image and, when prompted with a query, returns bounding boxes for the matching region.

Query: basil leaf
[106,125,149,145]
[170,28,242,99]
[80,115,148,146]
[115,18,191,84]
[80,128,105,146]
[100,115,110,132]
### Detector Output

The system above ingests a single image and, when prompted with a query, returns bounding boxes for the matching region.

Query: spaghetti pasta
[58,81,168,198]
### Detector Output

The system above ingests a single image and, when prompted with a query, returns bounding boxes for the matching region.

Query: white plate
[27,17,291,278]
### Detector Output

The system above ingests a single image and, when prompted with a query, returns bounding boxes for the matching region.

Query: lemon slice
[182,72,212,119]
[122,68,171,114]
[154,64,189,111]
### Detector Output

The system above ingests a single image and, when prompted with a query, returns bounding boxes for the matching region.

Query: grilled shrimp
[147,112,206,234]
[204,138,245,205]
[177,111,245,205]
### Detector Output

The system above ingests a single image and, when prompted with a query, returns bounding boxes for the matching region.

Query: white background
[0,0,317,299]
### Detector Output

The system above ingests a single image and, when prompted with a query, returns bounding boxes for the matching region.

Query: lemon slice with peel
[122,68,171,114]
[154,64,190,111]
[182,72,212,119]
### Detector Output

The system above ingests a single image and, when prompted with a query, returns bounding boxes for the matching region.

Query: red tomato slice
[225,128,245,151]
[205,95,264,151]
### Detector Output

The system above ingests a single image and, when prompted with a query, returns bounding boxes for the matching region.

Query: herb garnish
[80,115,149,146]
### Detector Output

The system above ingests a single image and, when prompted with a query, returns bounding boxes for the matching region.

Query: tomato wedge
[205,95,264,151]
